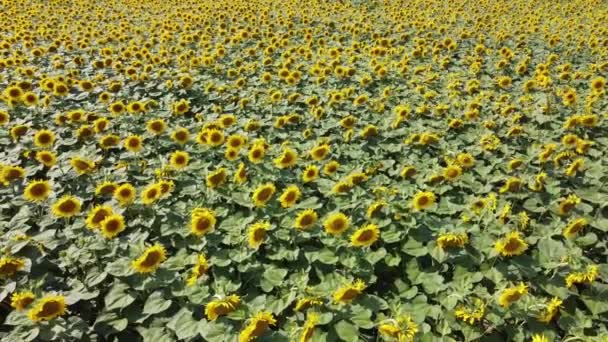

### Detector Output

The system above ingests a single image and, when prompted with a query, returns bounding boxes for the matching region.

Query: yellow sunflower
[247,221,271,249]
[252,183,276,207]
[495,231,528,257]
[99,214,126,239]
[95,181,118,196]
[323,160,340,175]
[205,295,241,320]
[33,129,55,148]
[132,243,167,273]
[498,283,528,307]
[169,150,190,170]
[190,208,216,237]
[310,144,330,161]
[350,223,380,247]
[206,168,228,188]
[323,212,350,235]
[85,205,114,230]
[274,147,298,169]
[0,256,25,277]
[51,195,82,218]
[234,162,247,184]
[114,183,136,206]
[146,119,166,135]
[294,209,318,230]
[333,279,366,304]
[302,165,319,183]
[27,295,66,321]
[70,157,96,175]
[411,191,436,211]
[238,311,276,342]
[171,127,190,144]
[141,183,162,205]
[186,254,209,287]
[23,179,51,202]
[563,217,587,239]
[248,144,266,164]
[10,291,35,311]
[123,135,143,153]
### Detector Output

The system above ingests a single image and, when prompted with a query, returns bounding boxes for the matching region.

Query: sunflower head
[27,295,66,321]
[252,183,276,207]
[412,191,436,211]
[23,179,51,202]
[350,223,380,247]
[51,195,82,218]
[190,208,217,237]
[323,212,350,235]
[132,243,167,274]
[294,209,318,230]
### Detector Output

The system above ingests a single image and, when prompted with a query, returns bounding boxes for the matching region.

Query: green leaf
[167,308,199,340]
[143,291,172,315]
[104,281,135,310]
[263,267,288,286]
[334,320,359,341]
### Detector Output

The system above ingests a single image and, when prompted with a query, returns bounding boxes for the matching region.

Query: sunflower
[566,265,599,288]
[0,257,25,277]
[23,179,51,202]
[123,135,143,153]
[99,214,126,239]
[114,183,136,206]
[85,205,114,230]
[454,299,485,324]
[0,165,26,184]
[76,126,94,140]
[495,231,528,257]
[10,291,35,311]
[436,232,468,249]
[158,180,175,196]
[169,150,189,170]
[274,147,298,169]
[333,279,366,304]
[378,315,419,342]
[498,283,528,307]
[190,208,216,237]
[234,162,247,184]
[323,212,350,235]
[0,111,10,125]
[443,164,462,181]
[302,165,319,183]
[141,183,162,205]
[558,194,581,215]
[22,92,38,106]
[590,76,605,92]
[252,183,276,207]
[245,221,270,249]
[565,158,584,177]
[206,168,227,188]
[215,131,238,148]
[538,297,563,323]
[499,177,522,193]
[132,243,167,274]
[239,311,276,342]
[95,181,118,196]
[310,144,330,160]
[51,195,82,218]
[10,124,29,141]
[300,312,320,342]
[350,223,380,247]
[70,157,96,175]
[35,150,57,167]
[93,117,110,133]
[4,85,23,101]
[146,119,166,135]
[332,180,353,194]
[205,128,225,147]
[33,129,55,148]
[186,254,210,286]
[366,201,386,218]
[412,191,436,211]
[323,160,340,175]
[99,134,120,149]
[171,127,190,144]
[248,144,266,164]
[205,295,241,320]
[294,209,318,230]
[109,101,126,115]
[126,101,144,114]
[53,82,69,96]
[27,295,66,321]
[563,217,587,239]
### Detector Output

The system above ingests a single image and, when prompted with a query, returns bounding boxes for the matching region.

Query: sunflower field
[1,0,608,341]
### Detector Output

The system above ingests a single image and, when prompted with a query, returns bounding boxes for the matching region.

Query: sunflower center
[357,229,374,242]
[257,188,272,201]
[38,301,61,317]
[140,251,161,268]
[195,218,210,231]
[58,200,77,213]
